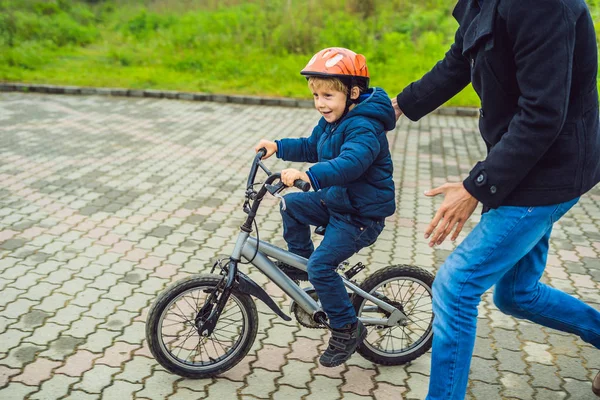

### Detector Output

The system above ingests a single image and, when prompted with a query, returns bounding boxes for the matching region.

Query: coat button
[490,185,497,194]
[479,108,484,118]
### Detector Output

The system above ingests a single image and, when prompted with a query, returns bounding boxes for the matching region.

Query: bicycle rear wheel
[353,265,434,365]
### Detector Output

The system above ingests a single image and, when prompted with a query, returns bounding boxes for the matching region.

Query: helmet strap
[340,79,360,119]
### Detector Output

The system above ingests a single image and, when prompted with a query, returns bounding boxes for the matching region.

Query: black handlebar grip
[257,147,267,159]
[294,179,311,192]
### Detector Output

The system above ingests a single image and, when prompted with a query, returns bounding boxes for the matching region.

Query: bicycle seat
[314,225,327,236]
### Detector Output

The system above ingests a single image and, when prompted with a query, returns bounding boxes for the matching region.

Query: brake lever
[265,181,285,195]
[266,181,287,210]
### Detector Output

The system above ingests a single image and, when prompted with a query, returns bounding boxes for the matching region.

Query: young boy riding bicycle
[255,47,396,367]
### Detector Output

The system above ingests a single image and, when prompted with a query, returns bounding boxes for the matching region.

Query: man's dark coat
[397,0,600,208]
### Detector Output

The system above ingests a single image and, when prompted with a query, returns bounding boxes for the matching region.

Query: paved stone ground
[0,92,600,400]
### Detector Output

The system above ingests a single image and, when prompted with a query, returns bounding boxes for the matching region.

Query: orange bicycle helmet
[301,47,370,88]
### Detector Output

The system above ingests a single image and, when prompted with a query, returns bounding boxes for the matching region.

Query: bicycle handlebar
[242,149,311,232]
[293,179,311,192]
[248,148,310,192]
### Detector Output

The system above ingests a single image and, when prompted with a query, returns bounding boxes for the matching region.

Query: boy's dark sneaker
[275,261,309,281]
[319,320,366,367]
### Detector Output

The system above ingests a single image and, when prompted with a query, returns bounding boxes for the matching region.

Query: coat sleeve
[395,28,472,121]
[463,1,576,208]
[307,126,380,189]
[275,121,321,163]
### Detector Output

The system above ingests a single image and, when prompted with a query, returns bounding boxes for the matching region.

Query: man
[393,0,600,398]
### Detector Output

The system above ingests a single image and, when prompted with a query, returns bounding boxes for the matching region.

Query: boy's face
[311,86,348,123]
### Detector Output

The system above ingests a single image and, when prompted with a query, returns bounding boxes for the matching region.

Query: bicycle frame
[231,231,409,328]
[196,149,409,335]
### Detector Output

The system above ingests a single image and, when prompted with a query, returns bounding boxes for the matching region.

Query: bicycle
[145,148,435,378]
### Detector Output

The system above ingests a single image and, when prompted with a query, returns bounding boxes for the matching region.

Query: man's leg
[493,198,600,399]
[426,199,582,400]
[494,226,600,347]
[280,191,329,259]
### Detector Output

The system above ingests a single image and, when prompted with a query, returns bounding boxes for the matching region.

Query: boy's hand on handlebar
[254,139,277,159]
[281,168,310,187]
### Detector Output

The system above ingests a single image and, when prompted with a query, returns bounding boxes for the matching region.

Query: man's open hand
[391,97,403,121]
[424,183,479,247]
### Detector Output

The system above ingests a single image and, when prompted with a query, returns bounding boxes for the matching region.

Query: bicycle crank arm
[236,272,292,321]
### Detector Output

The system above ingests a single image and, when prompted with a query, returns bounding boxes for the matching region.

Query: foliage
[0,0,597,108]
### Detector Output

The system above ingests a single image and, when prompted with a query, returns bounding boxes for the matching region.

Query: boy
[254,47,396,367]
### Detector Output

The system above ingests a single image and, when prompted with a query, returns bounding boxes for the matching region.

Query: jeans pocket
[355,221,384,249]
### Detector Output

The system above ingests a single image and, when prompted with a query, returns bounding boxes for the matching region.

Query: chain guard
[290,288,326,329]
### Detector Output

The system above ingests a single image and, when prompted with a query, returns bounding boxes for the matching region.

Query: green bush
[123,9,174,38]
[0,41,53,70]
[0,2,98,47]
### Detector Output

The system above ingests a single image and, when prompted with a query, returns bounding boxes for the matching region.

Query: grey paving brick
[497,349,527,375]
[518,322,547,344]
[22,322,68,346]
[473,336,495,360]
[562,378,595,400]
[523,342,554,366]
[534,388,567,399]
[135,370,178,400]
[0,382,38,399]
[79,329,120,353]
[101,379,143,400]
[0,287,26,308]
[29,374,79,399]
[404,373,429,400]
[33,292,71,312]
[114,356,154,383]
[73,364,119,394]
[469,381,502,400]
[63,390,101,400]
[470,356,499,384]
[63,316,103,339]
[500,372,535,399]
[46,304,87,326]
[556,355,590,381]
[529,363,563,391]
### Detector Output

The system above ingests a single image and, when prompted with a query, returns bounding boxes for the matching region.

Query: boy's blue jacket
[275,87,396,219]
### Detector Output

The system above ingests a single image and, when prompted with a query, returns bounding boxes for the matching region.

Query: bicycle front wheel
[145,274,258,378]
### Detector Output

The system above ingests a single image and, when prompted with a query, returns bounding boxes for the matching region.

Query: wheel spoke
[165,310,194,324]
[173,327,198,360]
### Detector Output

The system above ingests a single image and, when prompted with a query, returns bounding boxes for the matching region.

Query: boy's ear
[350,86,360,100]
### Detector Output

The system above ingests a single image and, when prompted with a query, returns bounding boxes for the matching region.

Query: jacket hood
[346,87,397,131]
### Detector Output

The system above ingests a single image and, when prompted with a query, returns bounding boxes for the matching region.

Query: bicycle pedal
[344,262,366,279]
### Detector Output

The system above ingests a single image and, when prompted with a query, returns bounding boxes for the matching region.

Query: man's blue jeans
[280,191,383,329]
[427,198,600,399]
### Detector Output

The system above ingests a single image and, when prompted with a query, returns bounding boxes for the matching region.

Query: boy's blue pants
[281,191,383,329]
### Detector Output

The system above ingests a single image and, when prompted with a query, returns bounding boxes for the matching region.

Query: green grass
[2,0,599,107]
